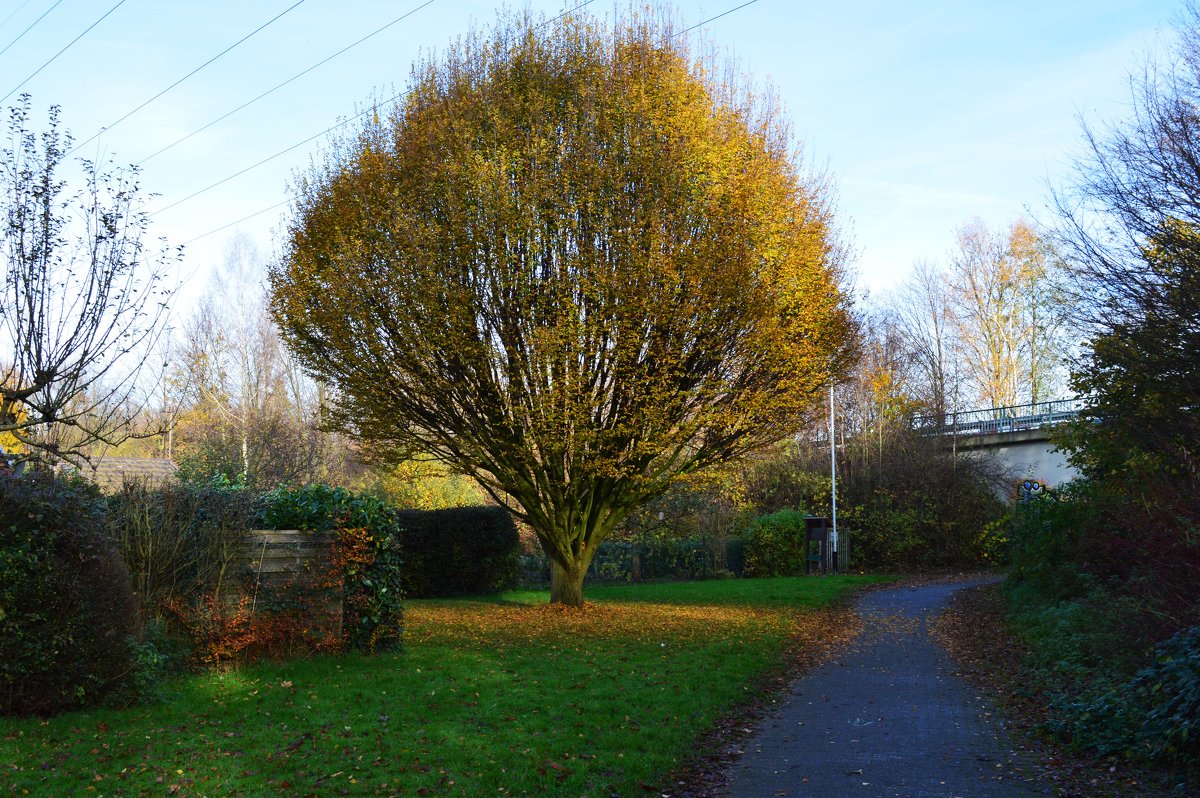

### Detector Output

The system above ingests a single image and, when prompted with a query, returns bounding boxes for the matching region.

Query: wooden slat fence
[226,529,343,645]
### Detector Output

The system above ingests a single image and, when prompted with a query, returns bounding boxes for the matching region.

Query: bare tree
[890,259,962,422]
[1051,0,1200,469]
[0,96,177,466]
[171,235,343,486]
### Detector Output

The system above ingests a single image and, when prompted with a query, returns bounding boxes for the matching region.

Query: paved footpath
[724,578,1048,798]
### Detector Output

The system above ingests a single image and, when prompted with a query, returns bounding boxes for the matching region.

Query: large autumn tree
[271,10,857,605]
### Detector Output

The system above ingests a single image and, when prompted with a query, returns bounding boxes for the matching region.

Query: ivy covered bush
[1041,624,1200,782]
[1,470,137,716]
[260,484,404,652]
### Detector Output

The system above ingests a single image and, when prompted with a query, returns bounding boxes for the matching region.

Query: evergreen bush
[742,508,810,577]
[260,485,404,652]
[395,506,520,597]
[1,470,137,716]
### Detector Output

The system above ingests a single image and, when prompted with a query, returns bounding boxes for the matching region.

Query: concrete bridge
[912,398,1085,499]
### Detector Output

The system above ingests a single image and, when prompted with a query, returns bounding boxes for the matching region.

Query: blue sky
[0,0,1180,307]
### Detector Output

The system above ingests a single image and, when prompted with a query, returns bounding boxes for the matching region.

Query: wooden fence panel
[226,530,343,646]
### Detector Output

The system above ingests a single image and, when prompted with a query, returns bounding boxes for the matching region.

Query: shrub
[395,506,520,597]
[161,588,343,668]
[1135,625,1200,777]
[1041,625,1200,783]
[0,470,137,716]
[259,485,405,653]
[1005,477,1200,787]
[572,539,717,584]
[107,477,259,612]
[724,537,748,576]
[641,539,714,580]
[743,509,810,577]
[742,435,1007,570]
[518,537,729,586]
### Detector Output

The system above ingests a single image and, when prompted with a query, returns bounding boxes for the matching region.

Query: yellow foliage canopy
[272,10,857,603]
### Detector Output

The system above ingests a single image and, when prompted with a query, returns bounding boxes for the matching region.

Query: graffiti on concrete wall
[1016,478,1045,502]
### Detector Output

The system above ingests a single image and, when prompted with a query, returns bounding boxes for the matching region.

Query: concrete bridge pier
[914,399,1085,500]
[956,427,1077,500]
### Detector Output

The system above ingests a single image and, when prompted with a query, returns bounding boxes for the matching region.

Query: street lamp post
[830,385,838,574]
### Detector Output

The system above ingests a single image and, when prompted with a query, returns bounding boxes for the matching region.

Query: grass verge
[1,575,889,797]
[932,583,1183,798]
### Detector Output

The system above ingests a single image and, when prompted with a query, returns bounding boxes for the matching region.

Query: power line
[0,0,36,29]
[547,0,594,26]
[158,0,597,228]
[680,0,759,37]
[183,200,288,245]
[0,0,127,105]
[68,0,311,157]
[0,0,62,60]
[139,0,439,165]
[150,110,368,218]
[178,0,736,244]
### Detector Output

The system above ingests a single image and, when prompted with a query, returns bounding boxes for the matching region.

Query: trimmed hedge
[743,508,809,577]
[1,470,138,716]
[519,538,741,587]
[395,506,520,597]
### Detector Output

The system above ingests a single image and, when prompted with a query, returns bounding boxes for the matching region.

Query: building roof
[82,457,179,492]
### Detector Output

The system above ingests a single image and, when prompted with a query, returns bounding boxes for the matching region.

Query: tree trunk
[549,558,587,607]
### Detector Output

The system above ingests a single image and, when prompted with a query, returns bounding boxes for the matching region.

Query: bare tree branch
[0,95,178,466]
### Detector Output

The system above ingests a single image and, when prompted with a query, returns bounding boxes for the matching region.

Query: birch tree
[946,219,1067,409]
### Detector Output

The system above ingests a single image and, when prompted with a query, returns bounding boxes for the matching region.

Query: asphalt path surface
[723,578,1047,797]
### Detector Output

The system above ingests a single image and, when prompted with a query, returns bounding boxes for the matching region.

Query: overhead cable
[0,0,128,105]
[157,0,597,225]
[679,0,759,37]
[139,0,439,165]
[183,200,289,245]
[0,0,36,29]
[180,0,754,244]
[173,0,771,246]
[0,0,63,61]
[68,0,311,156]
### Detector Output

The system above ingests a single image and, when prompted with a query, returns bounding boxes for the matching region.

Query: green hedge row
[393,506,520,597]
[519,538,739,587]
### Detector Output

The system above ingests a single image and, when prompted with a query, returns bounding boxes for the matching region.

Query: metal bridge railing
[912,397,1087,437]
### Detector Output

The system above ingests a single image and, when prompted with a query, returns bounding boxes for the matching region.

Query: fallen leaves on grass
[406,601,792,647]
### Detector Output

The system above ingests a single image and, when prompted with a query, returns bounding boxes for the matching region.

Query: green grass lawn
[1,575,889,797]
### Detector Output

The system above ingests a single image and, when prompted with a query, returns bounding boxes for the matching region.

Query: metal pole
[830,385,838,573]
